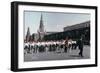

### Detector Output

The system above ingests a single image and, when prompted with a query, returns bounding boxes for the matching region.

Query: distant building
[64,21,90,31]
[37,14,45,41]
[25,27,31,42]
[45,32,60,35]
[44,21,90,44]
[31,33,39,42]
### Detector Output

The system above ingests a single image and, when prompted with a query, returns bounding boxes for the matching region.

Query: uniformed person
[64,37,68,53]
[77,36,84,57]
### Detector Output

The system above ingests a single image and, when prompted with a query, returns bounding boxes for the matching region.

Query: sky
[24,11,90,35]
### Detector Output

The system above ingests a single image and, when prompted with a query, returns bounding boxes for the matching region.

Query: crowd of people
[24,36,84,57]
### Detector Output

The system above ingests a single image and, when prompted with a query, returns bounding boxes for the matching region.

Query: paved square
[24,45,90,62]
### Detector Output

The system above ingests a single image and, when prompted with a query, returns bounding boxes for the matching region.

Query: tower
[26,27,31,42]
[38,14,45,41]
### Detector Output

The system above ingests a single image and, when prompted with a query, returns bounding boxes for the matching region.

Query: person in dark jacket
[64,37,68,53]
[77,36,84,57]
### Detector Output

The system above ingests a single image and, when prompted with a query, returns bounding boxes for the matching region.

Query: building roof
[64,21,90,31]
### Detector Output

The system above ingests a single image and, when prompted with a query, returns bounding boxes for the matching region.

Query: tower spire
[39,13,44,31]
[38,13,45,41]
[26,27,30,42]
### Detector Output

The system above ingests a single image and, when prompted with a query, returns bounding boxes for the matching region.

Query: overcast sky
[24,11,90,35]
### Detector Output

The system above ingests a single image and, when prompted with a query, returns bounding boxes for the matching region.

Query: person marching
[64,37,68,53]
[68,38,72,53]
[77,35,84,57]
